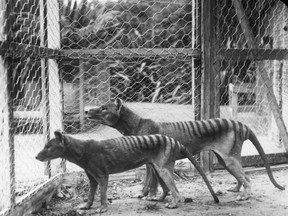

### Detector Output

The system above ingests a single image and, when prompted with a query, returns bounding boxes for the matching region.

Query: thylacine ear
[115,98,123,111]
[54,130,67,147]
[54,130,63,141]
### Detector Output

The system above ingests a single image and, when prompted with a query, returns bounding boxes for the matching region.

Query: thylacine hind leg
[137,164,158,199]
[225,157,252,201]
[214,152,252,200]
[214,153,242,192]
[147,169,170,202]
[152,163,182,209]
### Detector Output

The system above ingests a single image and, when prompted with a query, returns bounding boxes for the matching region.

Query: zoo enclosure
[0,0,63,215]
[1,0,288,215]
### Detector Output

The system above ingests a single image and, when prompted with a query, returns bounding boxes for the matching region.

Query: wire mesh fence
[59,0,201,143]
[215,0,288,165]
[1,0,288,214]
[1,0,201,212]
[0,0,63,213]
[59,0,201,173]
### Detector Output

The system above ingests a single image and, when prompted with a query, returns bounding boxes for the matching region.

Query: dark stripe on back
[231,120,238,135]
[184,121,194,138]
[142,136,149,150]
[147,135,156,149]
[125,137,135,154]
[221,119,230,131]
[214,118,223,133]
[134,136,143,150]
[189,121,201,137]
[173,137,180,155]
[155,134,164,152]
[130,136,139,154]
[207,119,217,134]
[176,122,185,134]
[195,120,206,136]
[201,120,210,135]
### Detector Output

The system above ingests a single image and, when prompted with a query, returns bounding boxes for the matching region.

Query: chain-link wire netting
[216,0,288,163]
[0,0,63,212]
[58,0,200,172]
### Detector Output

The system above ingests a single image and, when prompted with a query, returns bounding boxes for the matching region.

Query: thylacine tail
[180,146,220,203]
[247,128,285,190]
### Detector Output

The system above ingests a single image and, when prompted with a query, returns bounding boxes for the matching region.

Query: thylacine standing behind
[87,98,285,201]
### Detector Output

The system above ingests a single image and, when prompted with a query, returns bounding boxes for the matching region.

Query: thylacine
[36,131,219,213]
[87,98,285,201]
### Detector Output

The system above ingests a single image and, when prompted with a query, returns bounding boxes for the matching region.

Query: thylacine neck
[115,105,142,136]
[62,136,89,168]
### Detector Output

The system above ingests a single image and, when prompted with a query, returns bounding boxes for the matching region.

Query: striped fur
[87,99,285,201]
[36,132,218,212]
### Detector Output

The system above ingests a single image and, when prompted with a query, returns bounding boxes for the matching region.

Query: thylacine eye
[101,107,107,111]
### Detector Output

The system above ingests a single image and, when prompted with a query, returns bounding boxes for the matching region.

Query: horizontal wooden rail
[62,48,200,59]
[3,41,288,61]
[218,48,288,60]
[0,41,60,59]
[0,41,200,60]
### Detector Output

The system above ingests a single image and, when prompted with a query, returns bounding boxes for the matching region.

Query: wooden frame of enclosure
[201,0,288,171]
[1,0,288,215]
[0,0,63,215]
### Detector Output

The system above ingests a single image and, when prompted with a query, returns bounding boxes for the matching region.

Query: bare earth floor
[36,168,288,216]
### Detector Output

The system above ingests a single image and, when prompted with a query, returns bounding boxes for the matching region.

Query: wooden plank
[62,48,200,59]
[212,153,288,169]
[5,41,288,61]
[47,0,65,173]
[0,41,60,59]
[232,0,288,153]
[191,0,197,120]
[0,41,199,60]
[39,0,51,177]
[200,0,217,173]
[218,48,288,60]
[0,0,16,210]
[193,0,201,120]
[0,174,63,216]
[79,60,85,132]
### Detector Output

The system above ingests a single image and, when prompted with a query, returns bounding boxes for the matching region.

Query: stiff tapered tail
[183,148,220,203]
[248,130,285,190]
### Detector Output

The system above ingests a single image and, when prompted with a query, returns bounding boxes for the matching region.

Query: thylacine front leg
[96,174,109,213]
[80,170,98,210]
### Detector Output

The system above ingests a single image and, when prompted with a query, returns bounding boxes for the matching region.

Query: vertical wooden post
[39,0,51,177]
[232,0,288,153]
[191,0,196,120]
[47,0,65,173]
[79,60,85,132]
[200,0,217,173]
[194,0,201,120]
[0,0,16,209]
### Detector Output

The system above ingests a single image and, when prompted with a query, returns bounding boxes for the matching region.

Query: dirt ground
[36,167,288,216]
